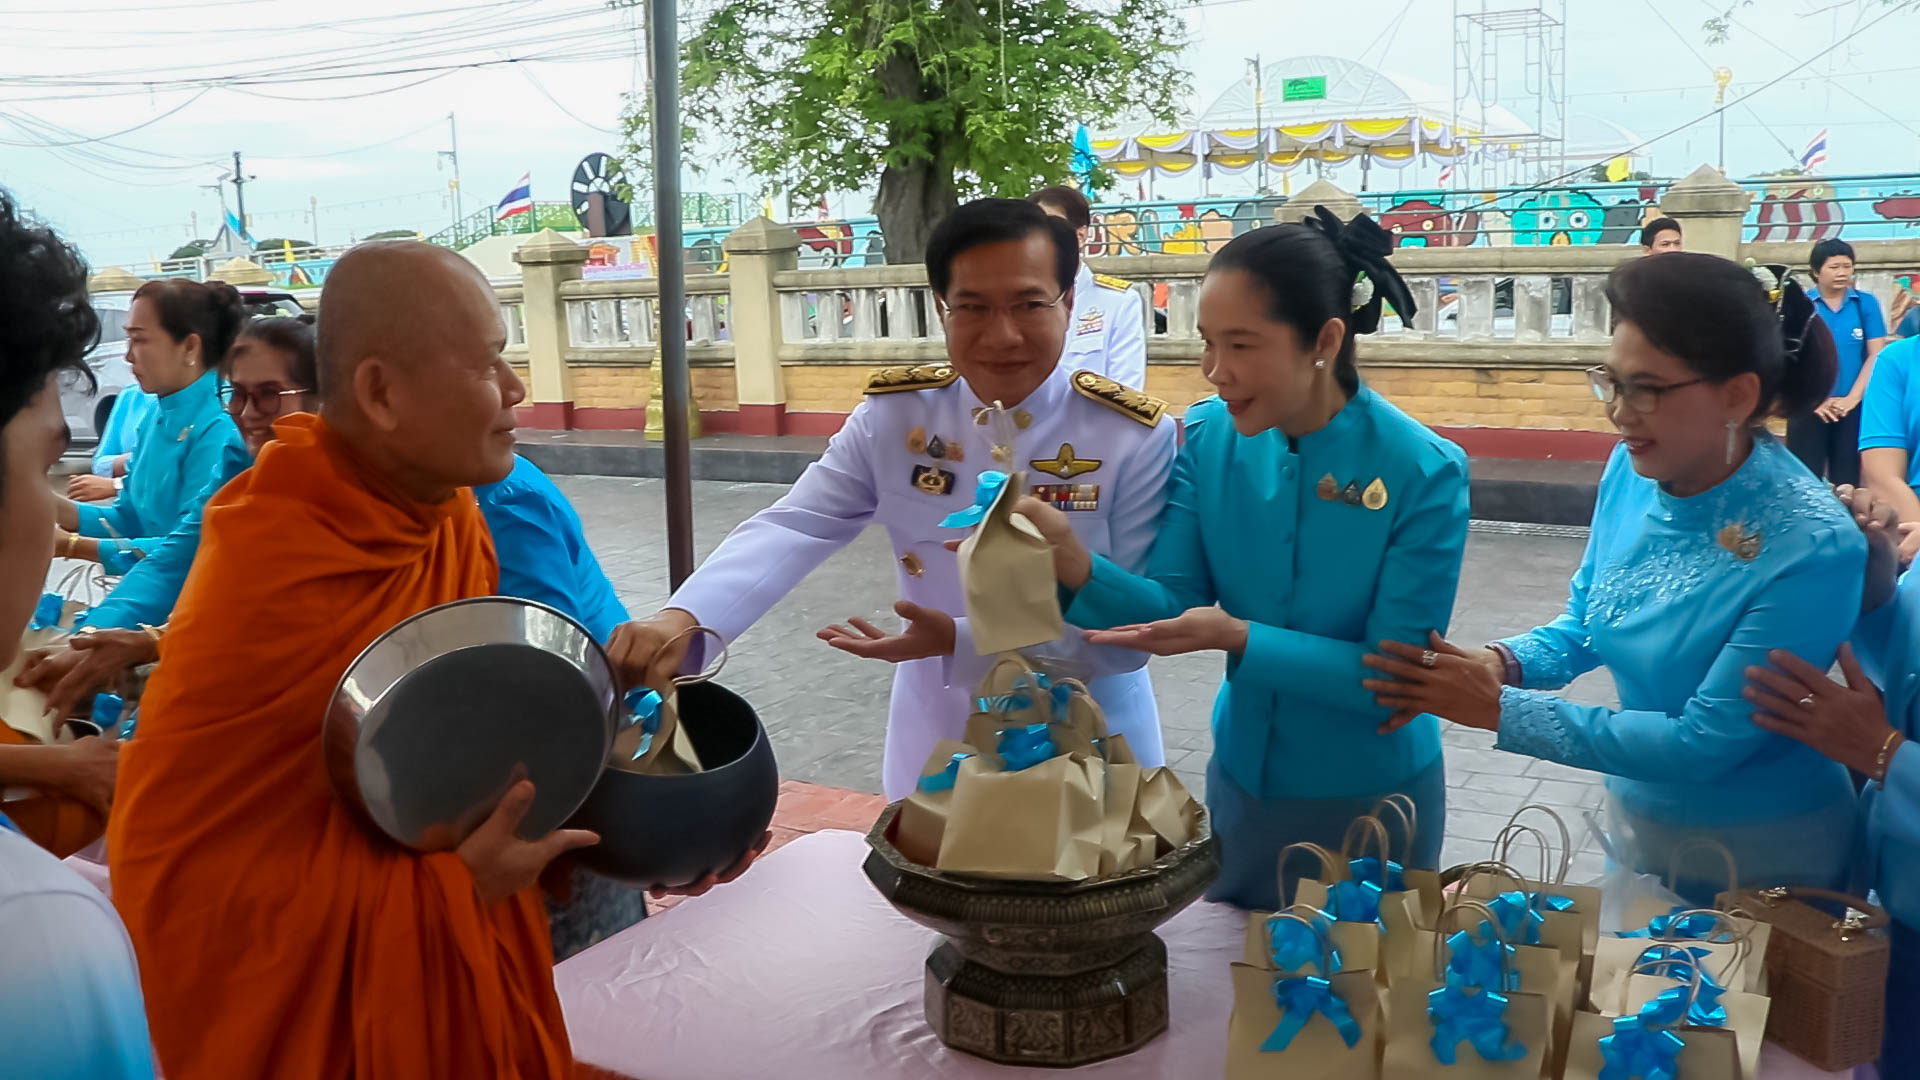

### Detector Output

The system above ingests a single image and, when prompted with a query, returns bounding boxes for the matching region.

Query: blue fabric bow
[976,672,1073,717]
[91,692,124,736]
[1624,906,1730,942]
[1487,890,1548,946]
[1446,928,1521,992]
[29,592,63,630]
[917,752,974,793]
[1632,946,1730,1027]
[939,470,1009,529]
[1349,855,1404,893]
[623,687,664,760]
[996,723,1056,771]
[1263,975,1362,1052]
[1268,913,1342,975]
[1599,1006,1689,1080]
[1327,877,1385,926]
[1427,978,1528,1064]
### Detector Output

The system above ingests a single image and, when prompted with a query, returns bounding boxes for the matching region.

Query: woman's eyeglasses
[219,382,311,416]
[1585,366,1710,415]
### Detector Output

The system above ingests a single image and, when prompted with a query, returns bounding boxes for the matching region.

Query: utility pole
[310,196,320,245]
[1714,67,1732,173]
[230,150,254,240]
[438,114,463,238]
[650,0,694,587]
[1246,56,1266,196]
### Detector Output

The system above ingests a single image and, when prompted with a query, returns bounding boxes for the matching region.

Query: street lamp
[1246,57,1267,195]
[1714,67,1733,173]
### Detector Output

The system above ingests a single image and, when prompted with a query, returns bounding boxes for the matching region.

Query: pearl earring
[1314,358,1327,370]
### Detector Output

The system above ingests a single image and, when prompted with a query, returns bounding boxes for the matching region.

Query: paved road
[562,476,1620,880]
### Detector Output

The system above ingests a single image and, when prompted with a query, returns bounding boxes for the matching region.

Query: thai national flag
[496,173,533,221]
[1800,130,1828,173]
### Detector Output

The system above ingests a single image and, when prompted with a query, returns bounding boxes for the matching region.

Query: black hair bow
[1303,204,1418,334]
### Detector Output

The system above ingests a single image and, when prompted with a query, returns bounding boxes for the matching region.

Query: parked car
[63,287,307,445]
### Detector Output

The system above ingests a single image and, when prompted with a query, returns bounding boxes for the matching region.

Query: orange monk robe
[108,413,573,1080]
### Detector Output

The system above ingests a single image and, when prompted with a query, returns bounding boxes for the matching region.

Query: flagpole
[651,0,695,588]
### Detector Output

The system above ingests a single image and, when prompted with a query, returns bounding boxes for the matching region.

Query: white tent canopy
[1093,55,1533,178]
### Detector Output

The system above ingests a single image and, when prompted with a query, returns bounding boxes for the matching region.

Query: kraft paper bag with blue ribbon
[1462,811,1604,961]
[1563,954,1745,1080]
[1383,900,1551,1080]
[965,655,1103,759]
[946,469,1064,656]
[1278,842,1386,975]
[610,686,704,776]
[1227,911,1382,1080]
[936,752,1108,881]
[892,738,983,866]
[1130,765,1199,853]
[1593,907,1768,1009]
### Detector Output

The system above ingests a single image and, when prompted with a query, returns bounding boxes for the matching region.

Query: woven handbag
[1715,885,1889,1071]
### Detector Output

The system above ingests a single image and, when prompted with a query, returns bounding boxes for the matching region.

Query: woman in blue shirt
[1745,487,1916,1077]
[54,279,245,577]
[1015,208,1470,910]
[1366,254,1864,906]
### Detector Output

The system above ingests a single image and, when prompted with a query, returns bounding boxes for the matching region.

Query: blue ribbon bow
[623,687,664,760]
[996,723,1057,771]
[1349,855,1404,893]
[1427,978,1528,1064]
[91,692,124,736]
[1599,1007,1689,1080]
[1632,946,1729,1027]
[976,672,1073,717]
[939,470,1009,529]
[1446,928,1521,992]
[1487,891,1548,946]
[1262,975,1363,1052]
[1268,913,1343,975]
[1326,877,1385,926]
[1624,906,1730,942]
[917,752,974,793]
[29,592,63,630]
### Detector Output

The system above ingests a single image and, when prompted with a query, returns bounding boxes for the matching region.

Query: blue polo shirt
[473,455,630,643]
[1812,287,1887,396]
[1860,335,1920,491]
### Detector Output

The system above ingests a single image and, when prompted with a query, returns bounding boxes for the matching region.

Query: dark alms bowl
[566,679,779,890]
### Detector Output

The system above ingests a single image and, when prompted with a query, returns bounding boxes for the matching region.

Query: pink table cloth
[553,829,1857,1079]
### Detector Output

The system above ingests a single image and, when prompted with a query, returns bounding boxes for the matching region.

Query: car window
[94,305,129,345]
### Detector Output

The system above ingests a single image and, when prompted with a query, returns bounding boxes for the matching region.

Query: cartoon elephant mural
[1512,189,1607,246]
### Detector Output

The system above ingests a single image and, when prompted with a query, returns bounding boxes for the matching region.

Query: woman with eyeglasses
[1362,253,1864,905]
[53,279,247,577]
[1010,208,1470,911]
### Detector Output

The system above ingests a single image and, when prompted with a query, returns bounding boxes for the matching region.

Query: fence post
[1660,165,1752,261]
[513,229,589,430]
[721,216,802,435]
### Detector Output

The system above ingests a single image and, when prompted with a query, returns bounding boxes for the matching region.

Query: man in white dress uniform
[607,198,1175,799]
[1030,185,1149,390]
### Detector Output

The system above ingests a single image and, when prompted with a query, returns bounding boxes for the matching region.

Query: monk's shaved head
[315,240,525,501]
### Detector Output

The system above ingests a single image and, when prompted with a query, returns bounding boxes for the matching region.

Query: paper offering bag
[937,753,1106,881]
[954,470,1064,655]
[1227,963,1381,1080]
[892,739,980,866]
[1382,901,1550,1080]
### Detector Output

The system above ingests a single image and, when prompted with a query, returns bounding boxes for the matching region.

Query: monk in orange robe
[108,241,597,1079]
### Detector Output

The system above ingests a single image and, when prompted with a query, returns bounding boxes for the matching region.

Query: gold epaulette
[1092,273,1132,292]
[864,363,957,395]
[1072,370,1167,427]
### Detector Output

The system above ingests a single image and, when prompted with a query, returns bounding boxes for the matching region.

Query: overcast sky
[3,0,1916,267]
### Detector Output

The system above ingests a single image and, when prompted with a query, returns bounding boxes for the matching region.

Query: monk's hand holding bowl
[458,780,600,906]
[1362,630,1503,735]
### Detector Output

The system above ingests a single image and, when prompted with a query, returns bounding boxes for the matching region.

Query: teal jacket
[1846,567,1920,928]
[1066,388,1470,800]
[74,371,243,576]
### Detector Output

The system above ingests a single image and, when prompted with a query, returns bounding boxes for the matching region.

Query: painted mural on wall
[649,175,1920,269]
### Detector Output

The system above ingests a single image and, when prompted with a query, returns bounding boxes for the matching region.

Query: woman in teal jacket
[1016,208,1470,910]
[1369,255,1863,907]
[55,279,245,578]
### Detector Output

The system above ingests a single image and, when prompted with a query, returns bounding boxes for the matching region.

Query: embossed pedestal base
[924,935,1171,1067]
[863,803,1220,1070]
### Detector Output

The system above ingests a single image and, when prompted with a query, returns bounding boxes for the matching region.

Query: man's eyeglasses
[938,292,1067,329]
[1585,366,1710,415]
[219,382,311,416]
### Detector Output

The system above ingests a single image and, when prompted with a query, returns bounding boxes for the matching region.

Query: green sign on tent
[1282,76,1327,102]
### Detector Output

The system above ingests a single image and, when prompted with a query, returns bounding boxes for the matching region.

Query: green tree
[627,0,1190,263]
[168,239,212,260]
[253,237,317,254]
[365,229,422,241]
